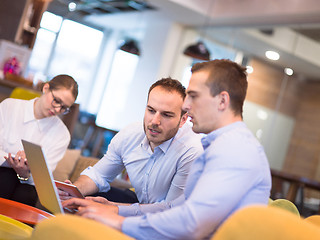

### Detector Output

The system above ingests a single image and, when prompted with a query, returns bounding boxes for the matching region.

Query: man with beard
[63,59,271,240]
[59,78,203,204]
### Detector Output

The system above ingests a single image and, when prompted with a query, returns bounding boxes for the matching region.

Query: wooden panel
[246,58,320,191]
[246,58,300,118]
[283,81,320,183]
[0,0,50,49]
[0,0,27,42]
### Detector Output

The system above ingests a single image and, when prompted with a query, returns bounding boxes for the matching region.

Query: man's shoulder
[174,123,203,149]
[210,123,266,162]
[115,122,145,142]
[219,123,258,146]
[120,122,144,135]
[177,123,201,139]
[109,122,145,153]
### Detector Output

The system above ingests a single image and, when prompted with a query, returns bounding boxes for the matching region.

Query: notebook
[21,139,65,214]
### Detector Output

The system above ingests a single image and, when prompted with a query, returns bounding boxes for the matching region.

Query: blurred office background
[1,0,320,212]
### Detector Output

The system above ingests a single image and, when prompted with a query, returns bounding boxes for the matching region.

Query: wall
[283,81,320,181]
[282,80,320,199]
[246,59,300,118]
[246,58,320,184]
[243,58,300,170]
[0,0,27,41]
[111,20,183,128]
[243,101,295,170]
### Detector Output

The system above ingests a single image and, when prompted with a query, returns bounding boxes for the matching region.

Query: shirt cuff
[119,202,172,217]
[81,166,111,192]
[118,203,141,217]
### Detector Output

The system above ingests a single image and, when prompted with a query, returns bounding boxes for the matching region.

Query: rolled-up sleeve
[80,131,125,192]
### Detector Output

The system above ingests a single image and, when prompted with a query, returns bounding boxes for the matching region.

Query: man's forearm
[73,175,99,196]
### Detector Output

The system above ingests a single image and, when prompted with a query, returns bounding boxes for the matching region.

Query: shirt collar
[201,121,245,149]
[141,133,175,154]
[23,98,50,132]
[157,137,173,153]
[23,98,37,123]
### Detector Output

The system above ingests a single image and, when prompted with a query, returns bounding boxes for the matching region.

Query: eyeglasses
[50,90,71,115]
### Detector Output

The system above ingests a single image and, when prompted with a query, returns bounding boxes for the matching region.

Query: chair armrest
[69,156,99,183]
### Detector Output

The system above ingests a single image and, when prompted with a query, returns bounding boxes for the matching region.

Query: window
[47,19,103,107]
[95,50,139,131]
[27,11,104,109]
[27,12,62,82]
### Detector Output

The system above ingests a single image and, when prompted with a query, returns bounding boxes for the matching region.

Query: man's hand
[62,198,124,231]
[85,196,118,206]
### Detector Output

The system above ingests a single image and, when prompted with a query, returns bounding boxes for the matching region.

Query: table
[0,197,54,226]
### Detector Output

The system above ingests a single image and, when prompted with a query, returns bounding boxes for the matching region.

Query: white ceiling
[58,0,320,81]
[149,0,320,27]
[147,0,320,81]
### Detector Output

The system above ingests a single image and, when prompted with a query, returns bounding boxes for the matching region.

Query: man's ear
[179,112,188,128]
[218,91,230,111]
[42,83,50,94]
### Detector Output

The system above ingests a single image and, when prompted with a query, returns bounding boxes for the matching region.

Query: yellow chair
[304,215,320,228]
[268,198,300,216]
[9,87,41,100]
[211,206,320,240]
[29,214,134,240]
[0,214,33,240]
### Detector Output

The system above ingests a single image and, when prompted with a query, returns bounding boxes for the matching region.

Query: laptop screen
[22,139,64,214]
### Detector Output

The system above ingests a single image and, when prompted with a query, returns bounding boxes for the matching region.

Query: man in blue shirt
[60,78,203,204]
[63,59,272,239]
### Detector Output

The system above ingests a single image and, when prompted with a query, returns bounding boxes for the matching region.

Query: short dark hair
[47,74,78,100]
[148,77,187,116]
[191,59,248,117]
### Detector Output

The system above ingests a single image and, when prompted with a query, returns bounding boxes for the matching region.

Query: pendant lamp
[183,0,215,61]
[118,1,148,57]
[183,41,210,61]
[119,39,141,56]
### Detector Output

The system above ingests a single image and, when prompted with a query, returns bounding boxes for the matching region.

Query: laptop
[22,139,65,214]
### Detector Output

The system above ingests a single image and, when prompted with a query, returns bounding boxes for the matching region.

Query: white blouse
[0,98,70,185]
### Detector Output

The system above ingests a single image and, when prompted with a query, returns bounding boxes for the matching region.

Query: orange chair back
[0,197,54,226]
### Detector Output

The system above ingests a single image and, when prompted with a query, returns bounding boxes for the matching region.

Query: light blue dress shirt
[81,122,203,203]
[120,121,272,240]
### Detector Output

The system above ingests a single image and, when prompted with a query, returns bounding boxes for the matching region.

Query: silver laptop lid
[21,139,64,214]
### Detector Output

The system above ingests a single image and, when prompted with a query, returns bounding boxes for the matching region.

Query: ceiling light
[246,65,254,74]
[183,41,210,61]
[256,129,263,139]
[119,40,140,56]
[284,68,293,76]
[68,2,77,12]
[265,50,280,61]
[257,110,268,120]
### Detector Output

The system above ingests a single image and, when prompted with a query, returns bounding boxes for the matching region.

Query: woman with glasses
[0,74,78,207]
